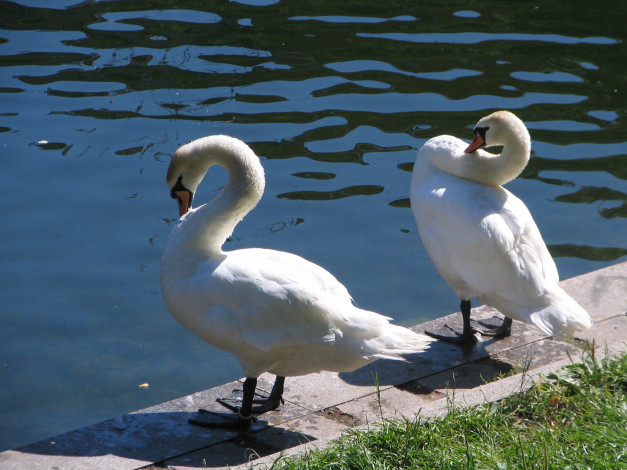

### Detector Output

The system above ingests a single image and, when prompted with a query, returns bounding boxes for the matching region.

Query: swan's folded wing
[504,193,558,268]
[200,248,356,352]
[413,175,558,301]
[489,192,560,298]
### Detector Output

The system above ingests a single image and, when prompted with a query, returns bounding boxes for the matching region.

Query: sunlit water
[0,0,625,451]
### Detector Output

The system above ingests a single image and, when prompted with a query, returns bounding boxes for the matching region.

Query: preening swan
[161,135,432,427]
[410,111,591,345]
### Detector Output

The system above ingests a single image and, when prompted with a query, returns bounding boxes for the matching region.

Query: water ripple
[88,10,222,32]
[326,60,482,81]
[512,71,584,83]
[289,15,416,24]
[358,32,619,45]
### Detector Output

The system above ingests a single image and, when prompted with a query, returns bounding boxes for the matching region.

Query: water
[1,0,625,451]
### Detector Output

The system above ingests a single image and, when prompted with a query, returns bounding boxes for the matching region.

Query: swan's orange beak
[175,190,190,217]
[464,133,485,153]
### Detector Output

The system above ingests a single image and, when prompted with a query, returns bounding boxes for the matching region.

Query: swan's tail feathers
[528,292,592,338]
[371,324,434,361]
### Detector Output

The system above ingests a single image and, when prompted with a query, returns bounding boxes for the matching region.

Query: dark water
[0,0,625,451]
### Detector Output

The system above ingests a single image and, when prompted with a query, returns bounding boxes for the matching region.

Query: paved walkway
[1,261,625,470]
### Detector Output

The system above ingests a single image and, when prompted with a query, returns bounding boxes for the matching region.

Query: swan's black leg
[474,316,513,338]
[425,299,478,345]
[252,375,285,413]
[189,377,258,429]
[460,300,474,341]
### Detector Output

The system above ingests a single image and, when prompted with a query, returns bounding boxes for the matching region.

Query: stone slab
[164,409,349,469]
[559,261,626,321]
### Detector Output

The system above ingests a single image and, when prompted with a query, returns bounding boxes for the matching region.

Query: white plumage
[410,111,591,344]
[161,135,432,426]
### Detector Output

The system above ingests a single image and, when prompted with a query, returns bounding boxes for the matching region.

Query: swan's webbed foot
[217,392,284,414]
[473,316,512,338]
[253,394,285,412]
[188,408,255,429]
[189,376,285,430]
[425,323,478,345]
[217,375,285,414]
[426,300,478,345]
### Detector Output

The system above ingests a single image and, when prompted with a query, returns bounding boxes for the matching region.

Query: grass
[265,346,627,469]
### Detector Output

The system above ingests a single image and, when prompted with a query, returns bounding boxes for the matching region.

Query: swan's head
[167,140,210,217]
[465,111,528,154]
[166,135,265,218]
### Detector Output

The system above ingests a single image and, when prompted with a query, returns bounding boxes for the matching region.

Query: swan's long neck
[165,137,265,258]
[428,115,531,186]
[471,127,530,185]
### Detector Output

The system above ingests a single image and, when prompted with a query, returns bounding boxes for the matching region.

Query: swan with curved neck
[426,110,531,186]
[410,111,591,344]
[161,135,433,427]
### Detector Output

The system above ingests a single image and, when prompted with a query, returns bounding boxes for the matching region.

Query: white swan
[410,111,591,344]
[161,135,432,427]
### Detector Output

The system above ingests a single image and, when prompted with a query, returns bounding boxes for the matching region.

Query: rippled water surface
[1,0,626,451]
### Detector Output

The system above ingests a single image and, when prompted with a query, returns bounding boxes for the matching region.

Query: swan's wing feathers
[252,249,354,303]
[492,194,559,295]
[413,177,558,300]
[204,249,355,352]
